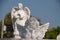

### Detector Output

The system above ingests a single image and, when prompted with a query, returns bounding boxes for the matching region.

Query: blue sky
[0,0,60,28]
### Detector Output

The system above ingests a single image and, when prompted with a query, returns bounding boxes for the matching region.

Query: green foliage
[44,26,60,39]
[0,33,14,38]
[3,33,14,38]
[0,21,2,32]
[4,12,12,26]
[4,12,14,38]
[0,12,14,38]
[44,30,57,39]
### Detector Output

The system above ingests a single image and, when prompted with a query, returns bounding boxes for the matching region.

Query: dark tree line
[0,12,14,38]
[44,26,60,39]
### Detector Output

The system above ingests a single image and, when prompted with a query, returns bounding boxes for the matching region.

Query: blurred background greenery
[0,12,60,39]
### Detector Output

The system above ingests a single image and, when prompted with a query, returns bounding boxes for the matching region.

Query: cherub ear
[24,7,30,19]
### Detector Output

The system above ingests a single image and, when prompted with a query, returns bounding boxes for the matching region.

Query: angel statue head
[11,3,30,26]
[17,3,23,9]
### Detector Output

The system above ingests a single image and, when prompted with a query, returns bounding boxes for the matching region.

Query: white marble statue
[11,3,30,39]
[11,3,50,40]
[25,17,49,40]
[57,34,60,40]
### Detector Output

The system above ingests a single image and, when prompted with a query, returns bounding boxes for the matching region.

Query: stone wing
[39,23,50,38]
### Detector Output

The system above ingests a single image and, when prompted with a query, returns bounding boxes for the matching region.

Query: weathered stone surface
[11,3,50,40]
[57,34,60,40]
[0,39,56,40]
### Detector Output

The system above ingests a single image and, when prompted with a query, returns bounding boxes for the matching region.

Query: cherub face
[14,10,28,26]
[14,10,28,20]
